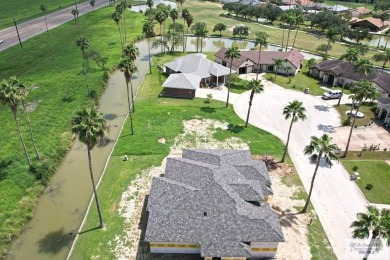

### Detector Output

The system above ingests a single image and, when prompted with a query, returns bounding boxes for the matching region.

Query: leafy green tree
[40,4,49,35]
[143,20,155,74]
[316,43,331,60]
[9,77,41,161]
[224,46,241,108]
[71,8,79,24]
[118,57,138,113]
[301,134,339,213]
[245,79,264,127]
[71,106,108,228]
[76,36,90,95]
[0,79,31,167]
[90,0,95,15]
[351,206,390,260]
[273,58,283,79]
[342,81,379,157]
[348,27,371,44]
[372,49,390,70]
[123,42,139,61]
[213,23,226,36]
[232,25,249,39]
[168,22,184,52]
[281,100,306,163]
[306,58,317,70]
[264,3,282,23]
[254,32,269,80]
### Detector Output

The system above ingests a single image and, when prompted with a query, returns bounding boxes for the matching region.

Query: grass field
[0,6,145,257]
[342,160,390,204]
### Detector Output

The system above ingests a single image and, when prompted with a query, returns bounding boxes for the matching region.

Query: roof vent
[204,212,207,216]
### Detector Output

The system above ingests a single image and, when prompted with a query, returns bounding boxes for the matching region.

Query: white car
[0,40,3,44]
[322,90,343,100]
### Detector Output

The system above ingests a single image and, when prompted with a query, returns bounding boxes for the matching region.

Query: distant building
[350,17,390,32]
[145,149,284,259]
[215,47,304,75]
[162,54,231,98]
[310,60,390,96]
[351,6,373,18]
[328,4,350,13]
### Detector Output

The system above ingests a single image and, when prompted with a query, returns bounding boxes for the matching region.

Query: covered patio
[378,98,390,127]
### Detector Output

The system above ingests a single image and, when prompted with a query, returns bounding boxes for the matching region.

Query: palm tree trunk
[281,117,294,162]
[117,24,123,51]
[148,37,152,74]
[285,26,292,51]
[382,61,387,71]
[301,151,322,213]
[87,146,104,228]
[200,38,203,53]
[84,60,90,95]
[129,109,134,135]
[44,15,49,35]
[245,90,255,127]
[292,24,300,48]
[22,102,41,161]
[363,234,378,260]
[342,106,360,158]
[196,37,199,53]
[325,38,331,58]
[226,60,232,108]
[281,24,285,50]
[377,36,382,49]
[256,46,261,80]
[130,79,135,112]
[337,80,347,106]
[12,109,31,167]
[384,35,389,49]
[125,80,131,111]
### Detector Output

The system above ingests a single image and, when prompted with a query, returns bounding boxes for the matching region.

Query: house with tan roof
[350,17,390,32]
[351,6,372,18]
[310,60,390,97]
[145,149,284,259]
[215,47,304,76]
[162,53,231,98]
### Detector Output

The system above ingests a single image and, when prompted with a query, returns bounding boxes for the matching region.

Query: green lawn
[334,103,376,127]
[342,160,390,204]
[0,7,145,257]
[70,57,335,259]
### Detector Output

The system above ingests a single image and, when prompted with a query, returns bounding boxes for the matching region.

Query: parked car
[322,90,343,100]
[0,40,3,44]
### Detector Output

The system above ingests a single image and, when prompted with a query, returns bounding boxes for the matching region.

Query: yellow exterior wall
[149,242,201,254]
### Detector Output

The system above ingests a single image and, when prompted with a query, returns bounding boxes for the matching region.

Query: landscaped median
[69,61,335,259]
[341,151,390,204]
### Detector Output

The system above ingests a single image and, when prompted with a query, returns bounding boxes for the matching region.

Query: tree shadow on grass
[37,227,75,254]
[200,106,216,113]
[0,159,12,181]
[227,124,245,134]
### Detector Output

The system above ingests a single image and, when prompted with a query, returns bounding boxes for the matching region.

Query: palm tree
[71,8,79,24]
[123,42,139,61]
[340,47,359,63]
[224,46,241,108]
[301,134,339,213]
[325,28,338,58]
[285,13,296,51]
[184,14,193,52]
[306,58,317,70]
[354,58,373,76]
[90,0,95,15]
[112,11,124,50]
[146,0,154,10]
[292,12,304,49]
[76,36,90,95]
[181,8,190,52]
[342,81,379,157]
[143,20,155,74]
[351,206,390,260]
[273,58,283,79]
[280,13,288,50]
[254,32,269,80]
[176,0,185,10]
[155,9,167,53]
[372,50,390,71]
[170,8,179,24]
[245,79,264,127]
[281,100,306,163]
[9,77,41,161]
[118,57,138,113]
[40,4,49,35]
[0,79,32,167]
[71,106,108,228]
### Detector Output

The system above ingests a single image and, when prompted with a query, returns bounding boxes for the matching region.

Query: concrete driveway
[233,80,390,259]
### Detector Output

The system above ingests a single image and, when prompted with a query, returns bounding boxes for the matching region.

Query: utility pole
[13,19,22,48]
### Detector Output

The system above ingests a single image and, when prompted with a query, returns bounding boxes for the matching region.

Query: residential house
[351,6,372,18]
[328,4,350,13]
[215,47,304,76]
[145,149,284,259]
[350,17,390,32]
[302,3,330,11]
[310,60,390,97]
[162,53,231,98]
[377,98,390,126]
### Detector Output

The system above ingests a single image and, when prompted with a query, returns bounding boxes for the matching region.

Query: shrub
[365,183,373,190]
[352,166,359,172]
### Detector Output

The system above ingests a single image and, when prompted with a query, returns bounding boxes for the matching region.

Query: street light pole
[13,19,22,48]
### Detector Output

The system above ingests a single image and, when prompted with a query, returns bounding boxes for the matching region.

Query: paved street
[0,0,109,52]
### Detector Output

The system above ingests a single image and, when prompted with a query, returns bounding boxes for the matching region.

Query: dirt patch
[22,100,40,113]
[110,119,311,259]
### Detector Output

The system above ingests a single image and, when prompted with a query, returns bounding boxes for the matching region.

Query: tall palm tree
[40,4,49,35]
[123,42,139,61]
[377,12,390,48]
[273,58,283,79]
[143,20,155,74]
[0,79,32,167]
[342,81,379,157]
[10,77,41,161]
[71,8,79,24]
[71,106,108,228]
[301,134,339,213]
[170,8,179,24]
[254,32,269,80]
[245,79,264,127]
[292,12,304,49]
[281,100,306,163]
[176,0,185,10]
[224,46,241,108]
[340,47,359,63]
[372,50,390,71]
[118,57,138,113]
[155,9,167,53]
[280,13,288,50]
[351,206,390,260]
[184,14,193,51]
[285,13,296,51]
[146,0,154,10]
[112,11,124,50]
[76,36,90,95]
[181,8,190,52]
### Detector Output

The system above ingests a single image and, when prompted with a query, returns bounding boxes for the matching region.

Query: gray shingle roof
[162,73,201,90]
[145,149,284,258]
